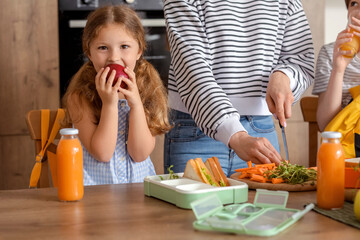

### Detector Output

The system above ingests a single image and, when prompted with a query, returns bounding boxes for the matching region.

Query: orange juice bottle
[340,11,360,58]
[340,28,360,58]
[317,131,345,209]
[57,128,83,201]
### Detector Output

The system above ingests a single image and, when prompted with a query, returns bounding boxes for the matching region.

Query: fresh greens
[219,179,226,187]
[265,162,317,185]
[201,168,217,186]
[168,165,179,179]
[159,165,179,180]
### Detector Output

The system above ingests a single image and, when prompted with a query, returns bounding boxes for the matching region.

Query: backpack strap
[29,109,65,188]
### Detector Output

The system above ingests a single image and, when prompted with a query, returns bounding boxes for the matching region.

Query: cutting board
[230,172,317,192]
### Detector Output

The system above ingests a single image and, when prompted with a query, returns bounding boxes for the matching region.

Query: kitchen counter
[0,183,359,239]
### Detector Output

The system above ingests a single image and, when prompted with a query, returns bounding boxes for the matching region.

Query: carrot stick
[254,163,276,170]
[250,174,267,183]
[235,167,254,172]
[238,172,249,179]
[271,178,284,184]
[247,161,253,168]
[257,168,268,175]
[247,168,263,175]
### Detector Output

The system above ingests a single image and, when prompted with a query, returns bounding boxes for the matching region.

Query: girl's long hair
[62,5,172,135]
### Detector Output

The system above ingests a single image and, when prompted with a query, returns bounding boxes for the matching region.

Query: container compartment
[176,183,215,192]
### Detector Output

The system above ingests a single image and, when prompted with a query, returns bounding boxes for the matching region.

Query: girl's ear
[136,50,142,61]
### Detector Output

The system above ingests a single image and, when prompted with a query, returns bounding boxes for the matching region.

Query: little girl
[62,5,172,185]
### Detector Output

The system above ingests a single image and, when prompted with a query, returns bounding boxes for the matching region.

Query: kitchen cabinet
[0,0,59,189]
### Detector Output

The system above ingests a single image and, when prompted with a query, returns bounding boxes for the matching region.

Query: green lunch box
[191,189,314,237]
[144,173,248,209]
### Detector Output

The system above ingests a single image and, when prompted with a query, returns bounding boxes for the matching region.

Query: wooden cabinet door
[0,0,59,189]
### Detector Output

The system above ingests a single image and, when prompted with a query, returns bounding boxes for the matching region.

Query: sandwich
[183,158,220,187]
[205,157,230,187]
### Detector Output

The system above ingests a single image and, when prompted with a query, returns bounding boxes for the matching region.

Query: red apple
[106,64,128,88]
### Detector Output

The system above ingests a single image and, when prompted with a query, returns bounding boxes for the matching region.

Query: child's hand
[95,67,122,106]
[349,15,360,33]
[333,28,355,72]
[117,67,142,108]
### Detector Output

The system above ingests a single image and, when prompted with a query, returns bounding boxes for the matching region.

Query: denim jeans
[164,110,280,177]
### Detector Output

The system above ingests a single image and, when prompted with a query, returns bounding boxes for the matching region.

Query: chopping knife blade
[279,122,289,161]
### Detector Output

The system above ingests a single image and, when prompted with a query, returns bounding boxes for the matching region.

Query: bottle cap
[321,131,341,139]
[60,128,79,135]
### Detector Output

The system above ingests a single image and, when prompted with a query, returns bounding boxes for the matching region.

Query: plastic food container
[144,173,248,209]
[191,189,314,237]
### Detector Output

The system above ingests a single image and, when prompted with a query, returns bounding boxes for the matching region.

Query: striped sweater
[163,0,314,146]
[313,42,360,108]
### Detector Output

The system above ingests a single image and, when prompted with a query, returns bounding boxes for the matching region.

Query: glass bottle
[57,128,84,201]
[317,131,345,209]
[340,9,360,58]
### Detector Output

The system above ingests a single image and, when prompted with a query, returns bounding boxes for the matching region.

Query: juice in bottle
[317,131,345,209]
[340,10,360,58]
[340,28,360,58]
[57,128,84,201]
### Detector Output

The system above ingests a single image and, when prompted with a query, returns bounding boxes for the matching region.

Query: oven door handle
[69,19,166,28]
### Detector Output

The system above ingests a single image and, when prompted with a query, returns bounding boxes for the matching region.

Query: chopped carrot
[247,161,253,168]
[238,172,249,179]
[235,167,254,172]
[236,163,288,184]
[250,174,267,183]
[256,168,268,175]
[271,178,284,184]
[247,168,263,175]
[254,163,275,170]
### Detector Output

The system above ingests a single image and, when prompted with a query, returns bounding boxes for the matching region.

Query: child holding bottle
[313,0,360,130]
[62,5,172,185]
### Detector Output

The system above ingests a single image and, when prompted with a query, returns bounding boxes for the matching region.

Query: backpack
[324,85,360,158]
[28,109,65,188]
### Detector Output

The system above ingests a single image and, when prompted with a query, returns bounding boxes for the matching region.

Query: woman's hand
[229,131,283,165]
[266,71,294,128]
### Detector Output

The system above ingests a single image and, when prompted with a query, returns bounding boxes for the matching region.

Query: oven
[58,0,170,98]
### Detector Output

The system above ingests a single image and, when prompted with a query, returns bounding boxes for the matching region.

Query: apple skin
[106,64,128,88]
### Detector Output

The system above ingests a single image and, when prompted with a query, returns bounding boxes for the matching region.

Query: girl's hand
[95,67,122,106]
[118,67,142,108]
[120,66,155,162]
[332,28,355,73]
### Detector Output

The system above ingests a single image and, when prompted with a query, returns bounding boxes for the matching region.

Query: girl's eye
[351,1,359,7]
[98,46,108,50]
[121,45,129,49]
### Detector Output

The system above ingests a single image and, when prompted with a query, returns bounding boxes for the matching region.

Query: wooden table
[0,184,359,240]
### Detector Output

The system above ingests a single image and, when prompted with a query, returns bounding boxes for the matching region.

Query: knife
[279,121,289,161]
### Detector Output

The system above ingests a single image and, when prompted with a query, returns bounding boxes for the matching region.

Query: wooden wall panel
[0,0,59,189]
[0,136,34,189]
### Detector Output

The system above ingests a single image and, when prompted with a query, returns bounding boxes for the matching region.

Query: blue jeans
[164,110,280,177]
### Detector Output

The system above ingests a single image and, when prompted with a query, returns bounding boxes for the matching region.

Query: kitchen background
[0,0,345,190]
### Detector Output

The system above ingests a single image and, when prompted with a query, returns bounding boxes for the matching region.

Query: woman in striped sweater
[163,0,314,175]
[313,0,360,131]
